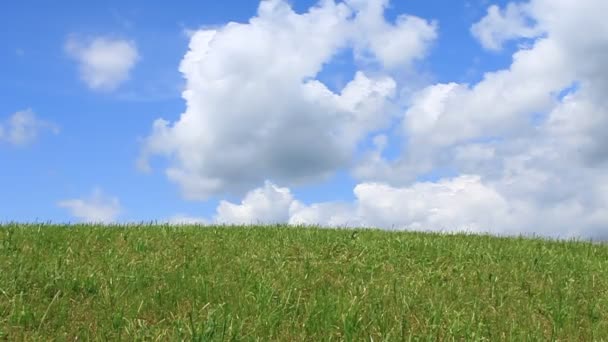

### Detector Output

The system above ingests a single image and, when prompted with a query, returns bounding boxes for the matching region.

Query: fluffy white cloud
[57,189,121,223]
[215,178,496,231]
[289,201,356,227]
[215,181,295,224]
[200,178,512,236]
[139,0,435,200]
[352,0,608,239]
[347,0,437,69]
[351,176,511,232]
[208,173,605,239]
[66,36,139,91]
[357,0,608,180]
[141,0,607,239]
[288,176,511,232]
[0,110,59,146]
[406,38,571,149]
[471,3,542,51]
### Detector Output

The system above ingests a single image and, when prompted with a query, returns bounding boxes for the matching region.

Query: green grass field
[1,224,607,340]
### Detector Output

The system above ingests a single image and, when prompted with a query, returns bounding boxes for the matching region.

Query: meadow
[0,224,607,340]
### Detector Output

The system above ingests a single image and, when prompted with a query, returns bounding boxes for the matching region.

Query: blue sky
[2,0,607,239]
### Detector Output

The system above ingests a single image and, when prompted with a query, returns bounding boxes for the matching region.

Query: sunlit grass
[1,223,607,340]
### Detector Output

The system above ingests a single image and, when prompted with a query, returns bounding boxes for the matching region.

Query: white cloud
[65,36,139,91]
[289,201,356,227]
[351,176,511,232]
[405,37,570,148]
[215,181,295,224]
[0,109,59,146]
[347,0,437,69]
[351,0,608,239]
[358,0,607,182]
[139,0,435,200]
[224,178,511,233]
[471,3,543,51]
[57,188,121,223]
[208,174,605,239]
[140,0,608,239]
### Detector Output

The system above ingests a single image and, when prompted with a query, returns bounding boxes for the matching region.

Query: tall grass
[1,224,607,340]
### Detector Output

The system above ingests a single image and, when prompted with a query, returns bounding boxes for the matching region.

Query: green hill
[1,224,607,340]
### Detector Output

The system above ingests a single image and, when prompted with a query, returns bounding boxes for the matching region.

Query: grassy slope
[0,224,607,340]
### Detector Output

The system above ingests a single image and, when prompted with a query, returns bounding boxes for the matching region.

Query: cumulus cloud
[0,110,59,146]
[66,36,139,91]
[211,177,508,232]
[139,0,435,200]
[208,173,605,239]
[215,181,295,224]
[140,0,607,239]
[57,188,121,223]
[218,178,511,233]
[351,0,608,239]
[347,0,438,69]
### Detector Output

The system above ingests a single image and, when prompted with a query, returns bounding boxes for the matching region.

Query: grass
[0,224,607,340]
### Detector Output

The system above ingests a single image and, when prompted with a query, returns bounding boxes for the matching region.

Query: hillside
[1,224,607,340]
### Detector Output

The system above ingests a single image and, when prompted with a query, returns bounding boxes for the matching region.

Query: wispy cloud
[58,188,121,223]
[65,36,139,91]
[0,109,59,146]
